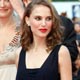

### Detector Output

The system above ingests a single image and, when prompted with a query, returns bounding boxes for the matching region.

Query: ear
[25,16,30,26]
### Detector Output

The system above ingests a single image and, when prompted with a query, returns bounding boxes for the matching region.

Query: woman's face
[26,5,53,38]
[0,0,13,18]
[74,24,80,33]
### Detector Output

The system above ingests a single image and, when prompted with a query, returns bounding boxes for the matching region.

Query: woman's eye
[46,17,52,21]
[35,17,41,21]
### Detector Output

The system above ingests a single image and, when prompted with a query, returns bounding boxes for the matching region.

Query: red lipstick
[39,29,47,33]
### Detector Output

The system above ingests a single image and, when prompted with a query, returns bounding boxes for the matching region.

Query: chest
[26,51,50,69]
[0,29,20,53]
[16,48,60,80]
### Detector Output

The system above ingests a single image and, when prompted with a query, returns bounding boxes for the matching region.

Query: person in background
[0,0,21,80]
[60,16,78,62]
[73,42,80,80]
[60,12,67,17]
[15,0,72,80]
[74,22,80,66]
[74,22,80,34]
[73,22,80,80]
[60,16,79,80]
[72,17,78,24]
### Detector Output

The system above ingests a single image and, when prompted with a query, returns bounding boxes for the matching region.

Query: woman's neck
[32,37,47,50]
[0,15,16,29]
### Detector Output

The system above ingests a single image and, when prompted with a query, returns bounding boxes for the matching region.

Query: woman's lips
[39,29,47,33]
[0,9,8,12]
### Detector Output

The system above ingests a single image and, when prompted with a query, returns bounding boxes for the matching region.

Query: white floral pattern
[0,26,21,80]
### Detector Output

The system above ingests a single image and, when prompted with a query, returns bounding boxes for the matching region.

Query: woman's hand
[23,0,32,7]
[9,0,24,19]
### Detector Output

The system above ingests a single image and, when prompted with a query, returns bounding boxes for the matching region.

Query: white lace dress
[0,31,21,80]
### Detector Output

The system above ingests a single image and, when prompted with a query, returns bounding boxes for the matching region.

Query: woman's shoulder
[59,45,70,55]
[58,45,71,64]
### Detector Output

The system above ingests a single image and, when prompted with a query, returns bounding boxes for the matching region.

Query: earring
[27,24,30,27]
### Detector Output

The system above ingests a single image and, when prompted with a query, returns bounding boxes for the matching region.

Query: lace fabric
[0,26,21,55]
[0,26,21,66]
[0,26,21,80]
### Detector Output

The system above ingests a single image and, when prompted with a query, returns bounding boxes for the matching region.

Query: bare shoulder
[58,45,72,80]
[59,45,70,57]
[58,45,71,64]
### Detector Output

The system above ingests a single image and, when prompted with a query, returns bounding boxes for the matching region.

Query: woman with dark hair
[13,0,78,62]
[15,0,72,80]
[0,0,72,80]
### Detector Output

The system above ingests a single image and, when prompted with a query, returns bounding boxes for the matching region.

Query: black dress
[16,45,61,80]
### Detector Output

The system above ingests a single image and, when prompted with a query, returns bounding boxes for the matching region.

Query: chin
[38,35,48,38]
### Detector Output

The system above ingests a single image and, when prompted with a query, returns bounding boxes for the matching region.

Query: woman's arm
[15,47,22,68]
[9,0,31,19]
[0,47,22,66]
[59,45,72,80]
[0,52,16,65]
[9,0,24,19]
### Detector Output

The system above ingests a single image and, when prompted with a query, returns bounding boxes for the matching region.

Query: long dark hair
[21,0,63,51]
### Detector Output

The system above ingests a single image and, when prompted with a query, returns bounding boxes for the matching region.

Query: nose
[41,19,46,27]
[0,1,5,7]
